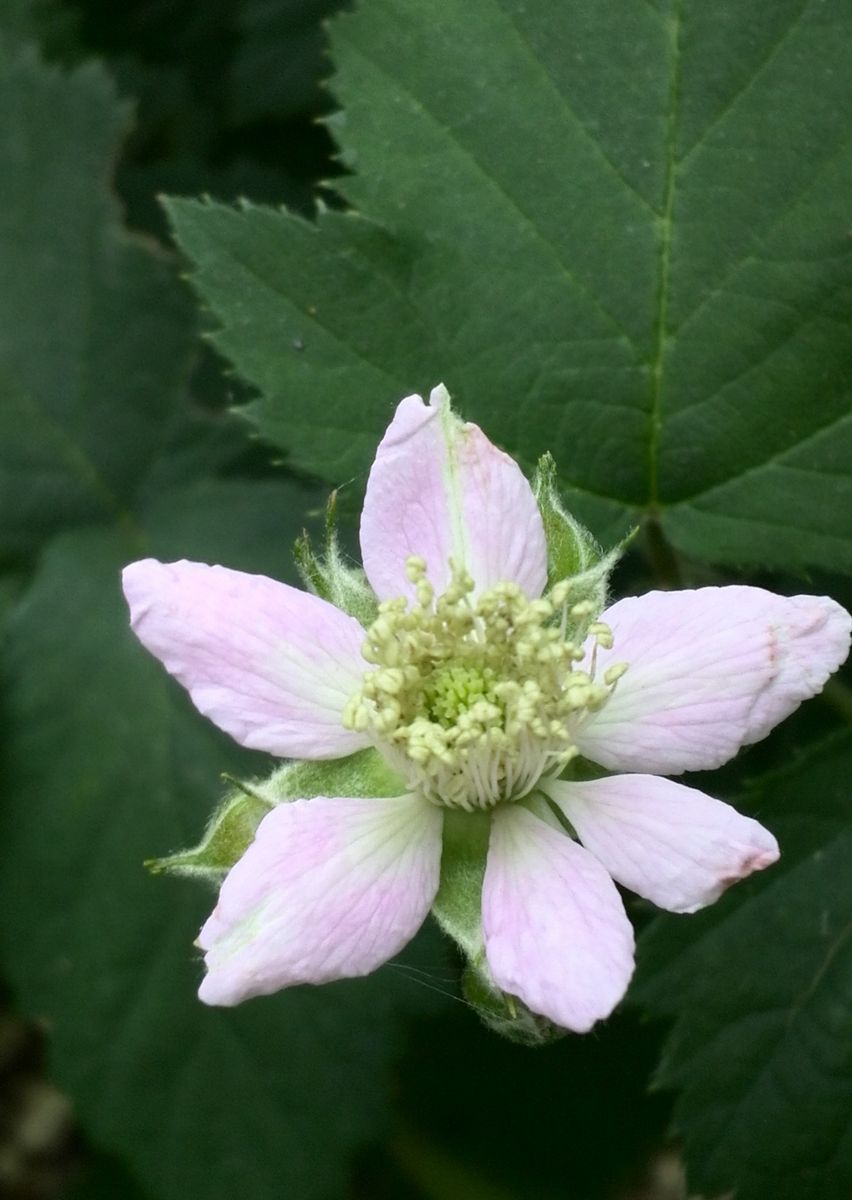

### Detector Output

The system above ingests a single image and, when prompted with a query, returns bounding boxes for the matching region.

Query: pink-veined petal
[482,805,634,1033]
[360,385,547,601]
[576,587,851,774]
[123,559,370,759]
[197,793,443,1005]
[744,593,852,743]
[543,775,779,914]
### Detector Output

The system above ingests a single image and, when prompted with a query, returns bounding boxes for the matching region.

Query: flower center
[342,557,627,811]
[423,662,503,726]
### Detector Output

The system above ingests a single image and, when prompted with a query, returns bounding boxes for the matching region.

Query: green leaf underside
[169,0,852,574]
[0,44,439,1200]
[633,732,852,1200]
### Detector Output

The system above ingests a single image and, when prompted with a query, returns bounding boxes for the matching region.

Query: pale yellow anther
[416,579,434,608]
[551,581,570,606]
[604,662,629,686]
[405,555,428,582]
[588,621,614,650]
[341,559,628,811]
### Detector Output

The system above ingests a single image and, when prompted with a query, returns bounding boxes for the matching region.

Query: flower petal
[197,793,444,1005]
[576,587,851,774]
[482,805,634,1033]
[360,385,547,600]
[544,775,779,914]
[743,593,852,744]
[123,559,370,758]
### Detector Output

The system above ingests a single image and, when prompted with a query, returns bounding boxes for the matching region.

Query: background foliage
[1,2,851,1198]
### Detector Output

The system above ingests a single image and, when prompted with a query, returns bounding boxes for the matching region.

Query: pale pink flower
[122,386,851,1033]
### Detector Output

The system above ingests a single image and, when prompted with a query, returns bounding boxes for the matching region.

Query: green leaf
[168,0,852,573]
[0,45,443,1200]
[632,731,852,1200]
[231,0,341,123]
[0,43,194,562]
[65,1149,152,1200]
[0,0,80,56]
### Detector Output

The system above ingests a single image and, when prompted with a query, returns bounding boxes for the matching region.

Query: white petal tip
[197,971,245,1007]
[718,838,780,888]
[428,382,450,409]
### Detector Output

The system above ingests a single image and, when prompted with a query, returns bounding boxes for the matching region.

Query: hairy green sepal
[431,808,490,961]
[148,749,406,884]
[462,966,566,1047]
[432,806,566,1045]
[264,747,406,803]
[294,490,378,626]
[532,453,633,634]
[146,783,274,885]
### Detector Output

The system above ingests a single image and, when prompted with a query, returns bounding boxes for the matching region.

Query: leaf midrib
[646,0,683,510]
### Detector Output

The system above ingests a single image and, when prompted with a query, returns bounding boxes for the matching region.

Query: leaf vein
[646,0,683,505]
[671,124,852,337]
[494,0,662,219]
[671,410,852,505]
[343,40,643,360]
[677,0,815,167]
[213,233,410,388]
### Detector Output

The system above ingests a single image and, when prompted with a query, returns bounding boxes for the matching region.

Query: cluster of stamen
[342,558,627,811]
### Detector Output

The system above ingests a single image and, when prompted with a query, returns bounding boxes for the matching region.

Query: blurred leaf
[169,0,852,572]
[0,43,194,561]
[0,41,446,1200]
[0,0,81,57]
[59,0,334,240]
[232,0,342,123]
[633,731,852,1200]
[66,1148,153,1200]
[392,1005,670,1200]
[391,1125,529,1200]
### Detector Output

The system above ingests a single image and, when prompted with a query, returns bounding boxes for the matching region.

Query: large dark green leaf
[633,732,852,1200]
[168,0,852,571]
[0,43,194,560]
[0,43,444,1200]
